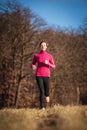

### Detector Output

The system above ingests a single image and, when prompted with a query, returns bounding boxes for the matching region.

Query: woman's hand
[32,65,37,71]
[44,60,49,65]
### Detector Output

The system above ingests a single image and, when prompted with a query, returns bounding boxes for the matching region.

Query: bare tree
[0,0,47,108]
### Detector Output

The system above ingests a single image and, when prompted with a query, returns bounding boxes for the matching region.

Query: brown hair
[39,41,48,47]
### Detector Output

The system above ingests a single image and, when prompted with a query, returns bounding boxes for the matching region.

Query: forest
[0,0,87,108]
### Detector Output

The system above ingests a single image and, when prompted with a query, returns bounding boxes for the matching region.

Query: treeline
[0,0,87,108]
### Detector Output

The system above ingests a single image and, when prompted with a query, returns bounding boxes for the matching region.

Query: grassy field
[0,105,87,130]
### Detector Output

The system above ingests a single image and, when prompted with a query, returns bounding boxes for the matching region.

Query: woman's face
[40,42,47,51]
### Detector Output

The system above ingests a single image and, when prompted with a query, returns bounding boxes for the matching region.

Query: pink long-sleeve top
[31,50,55,77]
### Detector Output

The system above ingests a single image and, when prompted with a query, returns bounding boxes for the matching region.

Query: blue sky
[1,0,87,28]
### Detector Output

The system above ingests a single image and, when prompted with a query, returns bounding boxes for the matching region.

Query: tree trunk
[76,86,80,105]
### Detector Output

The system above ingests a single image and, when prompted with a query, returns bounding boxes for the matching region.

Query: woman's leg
[43,77,50,97]
[36,76,45,108]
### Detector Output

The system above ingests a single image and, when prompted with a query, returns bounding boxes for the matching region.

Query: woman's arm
[31,55,37,70]
[44,55,56,69]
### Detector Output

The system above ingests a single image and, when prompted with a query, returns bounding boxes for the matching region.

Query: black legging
[36,76,50,108]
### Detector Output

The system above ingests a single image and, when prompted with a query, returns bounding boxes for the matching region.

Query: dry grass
[0,105,87,130]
